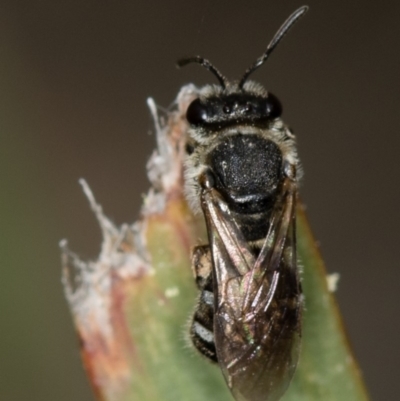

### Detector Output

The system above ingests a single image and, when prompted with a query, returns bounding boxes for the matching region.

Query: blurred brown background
[0,1,399,400]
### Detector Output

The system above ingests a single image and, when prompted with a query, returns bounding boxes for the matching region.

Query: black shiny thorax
[207,133,283,241]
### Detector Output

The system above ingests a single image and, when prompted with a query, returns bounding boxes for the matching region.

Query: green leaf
[282,205,370,401]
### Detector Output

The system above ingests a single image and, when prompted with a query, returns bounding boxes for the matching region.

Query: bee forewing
[201,179,302,401]
[201,187,256,279]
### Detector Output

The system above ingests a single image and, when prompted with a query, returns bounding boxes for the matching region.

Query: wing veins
[242,178,296,313]
[201,188,255,277]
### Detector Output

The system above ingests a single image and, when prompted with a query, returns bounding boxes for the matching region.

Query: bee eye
[186,98,208,125]
[265,93,282,119]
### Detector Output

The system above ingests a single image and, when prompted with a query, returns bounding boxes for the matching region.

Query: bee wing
[201,177,302,401]
[200,186,256,296]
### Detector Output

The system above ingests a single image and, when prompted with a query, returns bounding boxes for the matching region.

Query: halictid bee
[178,6,308,401]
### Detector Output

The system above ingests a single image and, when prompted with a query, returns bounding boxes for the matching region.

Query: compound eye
[265,93,282,119]
[186,98,208,126]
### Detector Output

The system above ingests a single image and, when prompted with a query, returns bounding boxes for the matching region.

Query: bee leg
[190,245,218,362]
[191,245,212,290]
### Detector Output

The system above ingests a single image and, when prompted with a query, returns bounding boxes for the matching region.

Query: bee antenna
[177,56,228,89]
[239,5,309,89]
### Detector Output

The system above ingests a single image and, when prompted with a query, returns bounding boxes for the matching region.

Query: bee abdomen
[190,289,218,362]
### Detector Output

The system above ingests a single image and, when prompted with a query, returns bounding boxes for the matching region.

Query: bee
[178,6,308,401]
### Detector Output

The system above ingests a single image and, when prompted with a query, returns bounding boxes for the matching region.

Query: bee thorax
[208,134,282,212]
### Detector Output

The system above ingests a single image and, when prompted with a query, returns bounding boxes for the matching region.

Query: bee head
[177,6,308,130]
[184,89,282,130]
